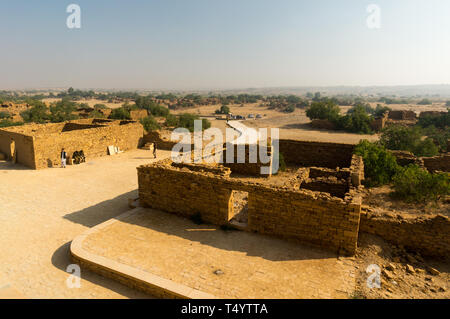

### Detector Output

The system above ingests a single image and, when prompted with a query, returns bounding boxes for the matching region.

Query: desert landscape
[1,88,449,300]
[0,1,449,308]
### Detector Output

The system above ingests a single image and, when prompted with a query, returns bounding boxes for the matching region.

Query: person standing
[61,148,67,168]
[153,142,157,159]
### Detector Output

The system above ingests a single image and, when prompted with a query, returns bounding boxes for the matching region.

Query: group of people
[59,143,157,168]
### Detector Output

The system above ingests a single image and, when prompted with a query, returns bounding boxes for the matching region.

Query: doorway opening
[229,190,248,228]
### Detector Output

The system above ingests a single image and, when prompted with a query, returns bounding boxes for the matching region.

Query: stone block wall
[388,110,417,120]
[390,150,450,172]
[129,109,149,120]
[371,112,388,131]
[421,153,450,172]
[143,131,179,151]
[138,162,233,225]
[279,139,354,169]
[0,129,36,168]
[390,150,423,167]
[137,160,363,255]
[310,119,336,130]
[33,121,143,169]
[359,210,450,259]
[221,143,272,176]
[248,188,361,255]
[300,177,349,198]
[0,119,144,169]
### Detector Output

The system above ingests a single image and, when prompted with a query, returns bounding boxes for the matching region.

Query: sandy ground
[0,149,172,298]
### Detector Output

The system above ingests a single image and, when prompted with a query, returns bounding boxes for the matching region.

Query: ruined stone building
[0,118,144,169]
[137,140,364,256]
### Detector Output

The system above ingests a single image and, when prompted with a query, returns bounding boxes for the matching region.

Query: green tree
[374,104,391,117]
[20,100,50,123]
[392,165,450,202]
[0,111,11,119]
[336,105,373,134]
[49,99,78,122]
[354,140,399,187]
[109,107,131,120]
[215,105,230,114]
[380,126,439,157]
[166,113,211,132]
[306,100,340,121]
[140,115,161,132]
[417,98,432,105]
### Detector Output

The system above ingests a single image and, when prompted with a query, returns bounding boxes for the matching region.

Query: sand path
[0,149,171,298]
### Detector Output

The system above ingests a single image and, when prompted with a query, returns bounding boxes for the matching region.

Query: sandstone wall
[130,109,149,121]
[143,131,179,151]
[371,112,388,131]
[310,119,336,130]
[221,143,272,176]
[33,121,144,169]
[0,129,36,168]
[248,188,361,255]
[359,210,450,259]
[388,110,417,120]
[137,160,362,255]
[390,150,423,167]
[421,153,450,172]
[279,140,354,169]
[138,162,233,225]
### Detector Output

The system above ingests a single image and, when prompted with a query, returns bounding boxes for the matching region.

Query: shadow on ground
[0,160,31,171]
[63,190,138,228]
[117,208,338,262]
[51,241,151,298]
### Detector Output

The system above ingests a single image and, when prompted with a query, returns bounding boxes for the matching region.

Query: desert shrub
[89,109,106,119]
[417,98,432,105]
[446,101,450,107]
[147,104,169,117]
[0,120,24,128]
[0,111,11,119]
[135,96,169,117]
[392,165,450,202]
[347,103,374,115]
[306,100,340,121]
[380,126,439,157]
[354,140,399,186]
[93,103,108,109]
[284,105,295,113]
[422,126,450,152]
[20,100,50,123]
[418,110,450,129]
[307,100,374,134]
[140,115,160,132]
[109,107,131,120]
[215,105,230,114]
[49,99,79,122]
[168,113,211,132]
[374,104,391,117]
[335,105,373,134]
[164,113,179,127]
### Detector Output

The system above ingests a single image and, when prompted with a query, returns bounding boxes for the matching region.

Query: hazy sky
[1,0,449,90]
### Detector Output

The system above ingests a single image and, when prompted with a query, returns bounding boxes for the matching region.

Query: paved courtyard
[0,149,171,298]
[78,207,357,299]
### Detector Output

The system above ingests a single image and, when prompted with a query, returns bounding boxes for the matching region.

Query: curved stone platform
[70,207,356,299]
